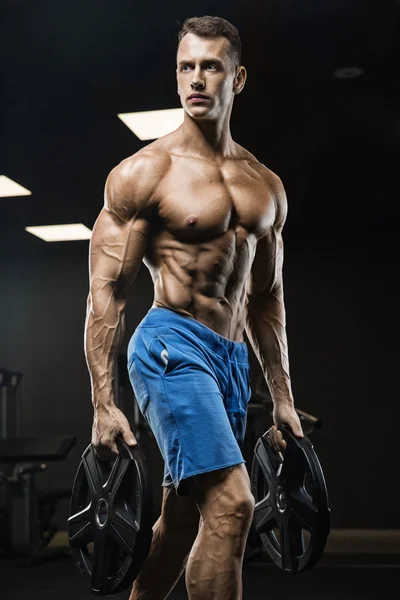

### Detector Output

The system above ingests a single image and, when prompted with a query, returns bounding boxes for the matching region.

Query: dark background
[1,0,399,529]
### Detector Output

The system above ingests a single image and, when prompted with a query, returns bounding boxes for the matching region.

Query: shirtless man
[85,15,303,600]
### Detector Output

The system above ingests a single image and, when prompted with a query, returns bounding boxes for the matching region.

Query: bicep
[89,207,150,294]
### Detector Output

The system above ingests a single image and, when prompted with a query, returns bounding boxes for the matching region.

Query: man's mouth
[188,93,209,102]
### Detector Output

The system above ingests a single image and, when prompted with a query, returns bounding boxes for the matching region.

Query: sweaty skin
[85,29,303,600]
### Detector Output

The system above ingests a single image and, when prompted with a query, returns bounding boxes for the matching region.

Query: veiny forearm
[245,287,294,406]
[84,280,127,409]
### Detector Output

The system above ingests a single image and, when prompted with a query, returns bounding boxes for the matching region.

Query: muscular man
[85,15,303,600]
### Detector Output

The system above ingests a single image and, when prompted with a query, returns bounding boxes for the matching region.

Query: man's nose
[191,68,205,90]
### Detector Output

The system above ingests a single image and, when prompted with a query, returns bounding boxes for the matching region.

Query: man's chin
[185,106,213,120]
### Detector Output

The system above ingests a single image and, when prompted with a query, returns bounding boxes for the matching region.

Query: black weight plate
[68,439,153,595]
[251,428,330,574]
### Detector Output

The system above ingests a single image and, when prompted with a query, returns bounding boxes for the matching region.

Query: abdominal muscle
[145,226,256,342]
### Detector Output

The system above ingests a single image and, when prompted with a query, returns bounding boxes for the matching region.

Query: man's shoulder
[105,144,171,217]
[110,143,171,186]
[233,143,281,182]
[233,144,286,220]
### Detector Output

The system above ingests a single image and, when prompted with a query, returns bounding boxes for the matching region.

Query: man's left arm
[245,176,303,450]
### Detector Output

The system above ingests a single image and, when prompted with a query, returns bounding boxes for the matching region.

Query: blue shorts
[127,307,251,495]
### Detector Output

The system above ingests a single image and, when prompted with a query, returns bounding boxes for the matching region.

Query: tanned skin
[85,32,303,600]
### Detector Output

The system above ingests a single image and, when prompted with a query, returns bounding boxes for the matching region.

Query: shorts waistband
[137,307,249,363]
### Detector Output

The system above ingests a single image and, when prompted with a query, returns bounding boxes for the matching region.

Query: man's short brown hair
[177,15,242,67]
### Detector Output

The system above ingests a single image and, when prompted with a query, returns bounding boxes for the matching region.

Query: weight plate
[251,429,330,574]
[68,439,153,595]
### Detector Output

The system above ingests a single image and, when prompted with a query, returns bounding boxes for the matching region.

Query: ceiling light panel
[0,176,32,197]
[25,223,92,242]
[118,108,184,140]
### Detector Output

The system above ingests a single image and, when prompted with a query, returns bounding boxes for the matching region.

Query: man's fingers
[278,420,304,439]
[267,414,305,462]
[94,431,137,462]
[269,426,279,452]
[122,429,137,446]
[94,440,119,461]
[288,419,304,438]
[267,426,285,457]
[276,429,287,451]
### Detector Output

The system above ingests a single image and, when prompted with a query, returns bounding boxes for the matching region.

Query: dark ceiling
[1,0,399,250]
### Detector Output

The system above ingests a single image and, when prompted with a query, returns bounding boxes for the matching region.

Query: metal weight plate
[68,439,153,595]
[251,428,330,574]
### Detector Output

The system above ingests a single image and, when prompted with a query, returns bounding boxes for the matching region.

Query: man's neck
[177,113,236,160]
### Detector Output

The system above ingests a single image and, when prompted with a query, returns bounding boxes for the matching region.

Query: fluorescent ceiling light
[25,223,92,242]
[0,175,32,197]
[333,66,364,80]
[118,108,184,140]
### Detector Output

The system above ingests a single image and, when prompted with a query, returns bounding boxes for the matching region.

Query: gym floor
[1,530,399,600]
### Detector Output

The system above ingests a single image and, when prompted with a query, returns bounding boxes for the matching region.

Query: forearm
[245,288,294,406]
[84,283,126,409]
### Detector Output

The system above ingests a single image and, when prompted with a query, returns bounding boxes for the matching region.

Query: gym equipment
[296,409,322,436]
[251,428,330,573]
[0,435,76,561]
[68,439,153,596]
[244,405,323,563]
[0,367,23,440]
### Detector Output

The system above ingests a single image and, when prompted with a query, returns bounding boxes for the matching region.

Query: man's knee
[231,489,255,522]
[194,465,255,535]
[218,487,255,532]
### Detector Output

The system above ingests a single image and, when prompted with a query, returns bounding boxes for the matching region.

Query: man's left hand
[267,403,304,453]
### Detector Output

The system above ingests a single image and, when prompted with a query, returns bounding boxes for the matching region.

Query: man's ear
[233,65,247,95]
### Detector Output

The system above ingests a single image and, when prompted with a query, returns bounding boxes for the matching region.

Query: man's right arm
[84,150,167,454]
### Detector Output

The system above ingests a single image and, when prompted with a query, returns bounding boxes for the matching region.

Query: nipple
[186,216,198,227]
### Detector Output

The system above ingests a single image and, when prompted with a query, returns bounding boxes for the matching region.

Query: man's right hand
[92,404,137,460]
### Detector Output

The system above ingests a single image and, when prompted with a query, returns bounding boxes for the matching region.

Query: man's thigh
[191,463,252,514]
[159,484,200,531]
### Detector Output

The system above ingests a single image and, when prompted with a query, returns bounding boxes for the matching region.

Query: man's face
[176,33,239,120]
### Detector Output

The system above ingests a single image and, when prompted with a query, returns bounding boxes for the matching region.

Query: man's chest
[155,159,276,240]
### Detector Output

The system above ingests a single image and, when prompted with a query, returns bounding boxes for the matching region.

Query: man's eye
[181,65,191,71]
[206,63,217,70]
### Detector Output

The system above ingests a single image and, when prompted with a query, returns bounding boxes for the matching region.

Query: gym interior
[1,1,399,599]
